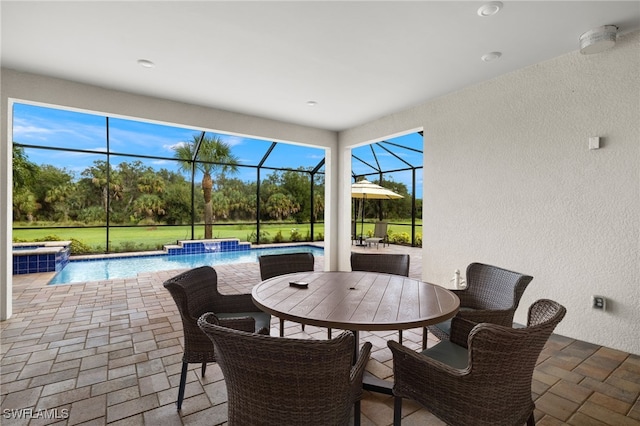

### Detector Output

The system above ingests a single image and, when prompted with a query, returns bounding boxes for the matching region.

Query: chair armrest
[350,342,372,401]
[456,308,515,327]
[199,312,257,334]
[217,316,257,334]
[351,342,372,384]
[388,340,468,400]
[213,293,263,314]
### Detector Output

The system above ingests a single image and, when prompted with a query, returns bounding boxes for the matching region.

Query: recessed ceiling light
[137,59,155,68]
[477,1,503,17]
[306,100,318,107]
[481,52,502,62]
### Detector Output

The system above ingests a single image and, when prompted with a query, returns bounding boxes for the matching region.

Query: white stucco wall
[0,69,340,320]
[340,31,640,355]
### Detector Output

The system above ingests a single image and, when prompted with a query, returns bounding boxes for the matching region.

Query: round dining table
[251,270,460,394]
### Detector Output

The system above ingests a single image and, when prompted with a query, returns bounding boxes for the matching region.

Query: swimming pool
[49,245,324,285]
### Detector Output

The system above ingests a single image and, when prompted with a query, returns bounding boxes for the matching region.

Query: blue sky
[12,102,422,195]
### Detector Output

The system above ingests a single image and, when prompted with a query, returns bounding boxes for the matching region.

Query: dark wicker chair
[350,252,410,342]
[258,252,315,336]
[389,299,566,426]
[198,313,372,426]
[424,262,533,349]
[163,266,271,410]
[350,252,410,277]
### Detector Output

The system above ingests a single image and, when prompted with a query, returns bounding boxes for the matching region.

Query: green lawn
[12,220,421,253]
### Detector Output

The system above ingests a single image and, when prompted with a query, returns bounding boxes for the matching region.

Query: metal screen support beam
[309,158,325,242]
[256,142,277,244]
[106,117,111,253]
[190,132,206,241]
[411,169,416,247]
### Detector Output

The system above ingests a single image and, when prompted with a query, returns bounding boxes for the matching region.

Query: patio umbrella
[351,179,403,245]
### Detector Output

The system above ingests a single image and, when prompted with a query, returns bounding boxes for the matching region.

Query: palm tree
[45,183,76,222]
[173,134,238,239]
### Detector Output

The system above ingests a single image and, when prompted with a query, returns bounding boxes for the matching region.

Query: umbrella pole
[360,195,366,245]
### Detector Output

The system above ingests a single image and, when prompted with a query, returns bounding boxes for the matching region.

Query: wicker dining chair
[350,252,410,277]
[163,266,271,410]
[424,262,533,349]
[350,252,410,342]
[258,252,316,336]
[389,299,566,426]
[198,313,372,426]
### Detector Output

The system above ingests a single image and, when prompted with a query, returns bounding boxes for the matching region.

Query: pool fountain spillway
[164,238,251,255]
[12,241,71,275]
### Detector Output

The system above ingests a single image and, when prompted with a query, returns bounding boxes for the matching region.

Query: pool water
[49,245,323,285]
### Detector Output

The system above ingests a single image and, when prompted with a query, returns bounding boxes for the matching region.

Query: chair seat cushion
[420,339,469,369]
[217,312,271,332]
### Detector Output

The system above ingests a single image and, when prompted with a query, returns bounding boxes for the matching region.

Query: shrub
[390,231,410,244]
[115,241,146,253]
[290,228,303,242]
[69,238,93,255]
[248,230,271,244]
[273,231,284,243]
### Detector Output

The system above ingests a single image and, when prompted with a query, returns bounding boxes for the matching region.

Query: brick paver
[2,244,638,425]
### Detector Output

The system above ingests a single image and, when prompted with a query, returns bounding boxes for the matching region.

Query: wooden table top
[251,271,460,332]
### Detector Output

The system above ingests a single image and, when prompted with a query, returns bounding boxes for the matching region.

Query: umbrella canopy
[351,179,403,200]
[351,179,402,245]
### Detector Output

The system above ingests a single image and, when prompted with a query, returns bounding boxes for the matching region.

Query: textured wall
[341,31,640,354]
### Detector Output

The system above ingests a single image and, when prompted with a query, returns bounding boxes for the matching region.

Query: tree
[162,181,192,225]
[174,134,238,239]
[82,160,122,214]
[13,188,40,222]
[12,146,38,189]
[12,146,41,221]
[45,183,77,222]
[37,165,75,221]
[133,194,165,223]
[279,170,312,222]
[265,193,300,220]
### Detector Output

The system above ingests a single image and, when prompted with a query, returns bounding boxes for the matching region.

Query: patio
[2,244,639,425]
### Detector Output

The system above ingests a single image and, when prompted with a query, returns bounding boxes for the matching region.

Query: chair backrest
[163,266,220,324]
[350,252,410,277]
[163,266,221,360]
[198,313,357,426]
[258,252,314,281]
[463,262,533,311]
[372,221,388,238]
